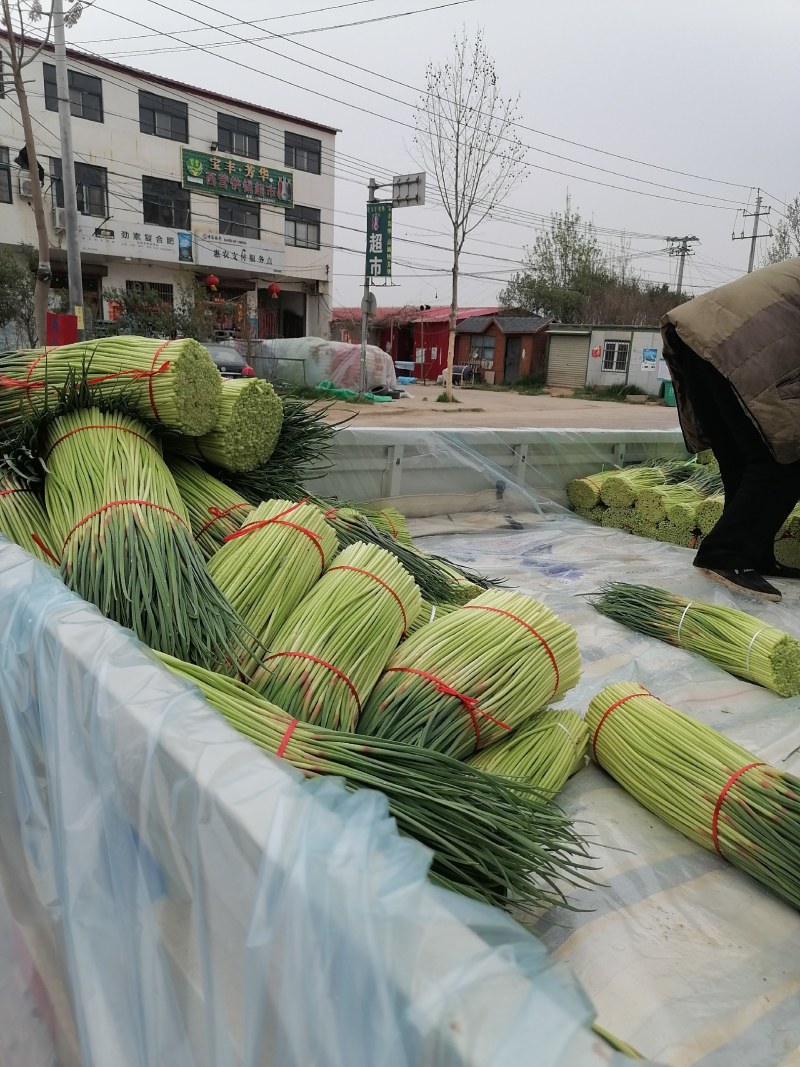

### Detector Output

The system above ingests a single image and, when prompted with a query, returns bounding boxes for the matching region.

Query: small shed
[455,314,551,384]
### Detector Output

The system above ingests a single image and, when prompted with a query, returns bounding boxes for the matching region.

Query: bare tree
[414,29,525,399]
[1,1,92,343]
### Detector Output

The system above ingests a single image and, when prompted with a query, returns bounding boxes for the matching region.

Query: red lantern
[204,274,220,292]
[267,282,281,301]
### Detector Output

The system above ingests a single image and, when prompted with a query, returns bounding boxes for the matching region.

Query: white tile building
[0,35,336,339]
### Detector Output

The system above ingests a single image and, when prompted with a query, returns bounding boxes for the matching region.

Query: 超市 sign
[365,202,392,278]
[181,148,294,209]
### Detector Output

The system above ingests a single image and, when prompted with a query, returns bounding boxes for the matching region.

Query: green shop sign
[365,202,392,278]
[181,148,293,208]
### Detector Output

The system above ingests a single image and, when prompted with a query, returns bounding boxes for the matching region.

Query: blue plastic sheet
[0,539,634,1067]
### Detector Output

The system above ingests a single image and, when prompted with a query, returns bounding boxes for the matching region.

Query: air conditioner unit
[18,175,34,199]
[52,207,67,233]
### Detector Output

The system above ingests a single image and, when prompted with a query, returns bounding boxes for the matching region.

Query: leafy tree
[0,244,37,346]
[499,199,609,322]
[500,199,688,324]
[763,195,800,264]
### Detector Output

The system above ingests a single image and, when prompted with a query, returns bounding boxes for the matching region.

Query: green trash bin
[663,380,677,407]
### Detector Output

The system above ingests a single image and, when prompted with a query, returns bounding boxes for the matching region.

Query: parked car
[204,344,254,379]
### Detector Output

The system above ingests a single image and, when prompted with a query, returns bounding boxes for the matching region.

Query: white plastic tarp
[392,456,800,1067]
[254,337,399,392]
[0,539,635,1067]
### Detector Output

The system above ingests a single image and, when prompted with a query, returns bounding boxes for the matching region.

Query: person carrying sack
[662,257,800,603]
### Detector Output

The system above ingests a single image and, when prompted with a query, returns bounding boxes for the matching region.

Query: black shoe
[761,562,800,581]
[697,567,782,603]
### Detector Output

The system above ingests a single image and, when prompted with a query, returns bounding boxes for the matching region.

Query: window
[219,197,259,239]
[0,148,11,204]
[51,159,108,217]
[468,334,495,362]
[44,64,103,122]
[602,339,630,373]
[142,177,190,229]
[284,204,320,249]
[284,131,321,175]
[126,280,175,305]
[217,113,259,159]
[139,90,188,142]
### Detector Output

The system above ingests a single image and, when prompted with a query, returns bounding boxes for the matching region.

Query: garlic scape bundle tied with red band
[359,589,581,759]
[159,653,598,916]
[254,541,423,731]
[43,407,250,669]
[167,457,253,560]
[168,377,283,472]
[587,683,800,911]
[0,469,58,567]
[208,498,339,673]
[0,336,222,436]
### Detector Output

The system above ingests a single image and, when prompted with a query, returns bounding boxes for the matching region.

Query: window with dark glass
[50,158,108,217]
[284,204,320,249]
[139,90,188,142]
[142,177,190,229]
[126,280,175,305]
[219,197,259,239]
[217,113,259,160]
[0,148,11,204]
[44,64,103,122]
[284,131,321,175]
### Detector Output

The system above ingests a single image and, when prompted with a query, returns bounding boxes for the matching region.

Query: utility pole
[359,178,378,398]
[53,0,85,339]
[732,189,771,273]
[667,235,699,298]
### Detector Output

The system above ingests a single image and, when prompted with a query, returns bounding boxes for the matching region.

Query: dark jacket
[661,258,800,462]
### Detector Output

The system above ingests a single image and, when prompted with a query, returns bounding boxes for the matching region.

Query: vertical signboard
[365,202,392,278]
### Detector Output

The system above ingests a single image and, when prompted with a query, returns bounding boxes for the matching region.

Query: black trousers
[667,326,800,571]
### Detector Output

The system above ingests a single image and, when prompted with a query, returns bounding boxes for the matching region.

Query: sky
[64,0,800,312]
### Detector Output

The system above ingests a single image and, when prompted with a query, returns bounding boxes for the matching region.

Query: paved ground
[326,386,681,430]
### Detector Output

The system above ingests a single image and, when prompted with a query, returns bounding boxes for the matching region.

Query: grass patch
[436,391,460,403]
[511,373,547,395]
[574,383,649,402]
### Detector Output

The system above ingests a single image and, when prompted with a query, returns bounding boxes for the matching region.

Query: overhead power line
[79,1,751,211]
[94,0,753,193]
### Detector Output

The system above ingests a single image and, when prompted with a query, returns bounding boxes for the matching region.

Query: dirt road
[326,386,681,431]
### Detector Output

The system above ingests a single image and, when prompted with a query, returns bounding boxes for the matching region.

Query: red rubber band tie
[385,666,510,744]
[62,499,188,551]
[265,651,361,713]
[381,510,399,540]
[0,348,51,391]
[147,340,172,421]
[224,499,327,570]
[0,487,23,498]
[327,564,408,634]
[276,718,299,758]
[45,423,157,461]
[196,501,251,539]
[31,534,60,565]
[462,604,561,697]
[711,762,765,857]
[591,688,652,759]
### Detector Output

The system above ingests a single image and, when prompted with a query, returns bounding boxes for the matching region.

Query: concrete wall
[0,44,335,338]
[585,328,663,394]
